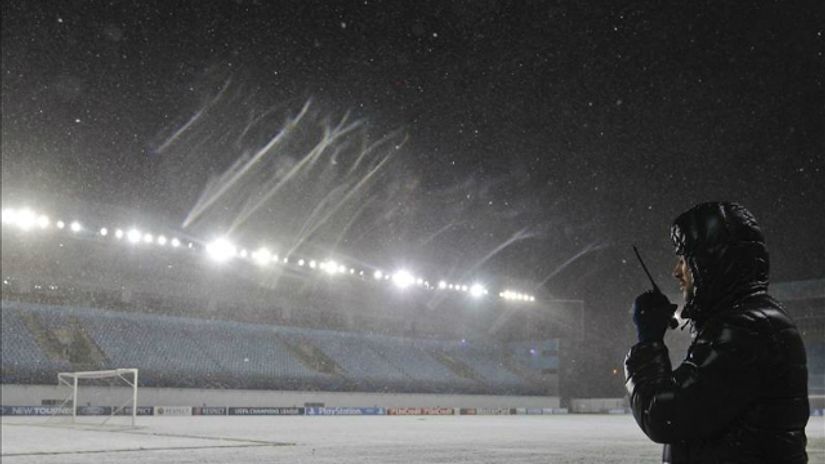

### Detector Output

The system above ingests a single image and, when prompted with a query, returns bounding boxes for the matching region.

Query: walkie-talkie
[632,245,679,330]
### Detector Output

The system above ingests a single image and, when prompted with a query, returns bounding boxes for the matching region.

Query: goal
[52,368,139,428]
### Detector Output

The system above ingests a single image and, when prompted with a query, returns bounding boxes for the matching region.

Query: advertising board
[77,405,112,415]
[305,407,385,415]
[227,407,304,416]
[192,406,228,415]
[387,407,454,415]
[0,405,72,416]
[475,408,512,415]
[154,406,192,416]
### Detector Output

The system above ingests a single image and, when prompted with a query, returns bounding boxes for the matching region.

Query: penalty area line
[2,442,289,458]
[3,422,293,446]
[118,429,294,446]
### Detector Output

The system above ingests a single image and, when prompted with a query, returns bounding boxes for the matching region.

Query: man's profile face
[673,255,694,301]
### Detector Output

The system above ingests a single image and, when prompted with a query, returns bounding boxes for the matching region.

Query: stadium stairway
[274,333,358,390]
[501,353,553,395]
[428,350,486,386]
[19,311,108,372]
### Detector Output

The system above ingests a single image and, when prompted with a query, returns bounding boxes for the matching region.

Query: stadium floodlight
[392,270,415,289]
[530,296,536,302]
[15,208,37,230]
[70,221,82,233]
[298,259,305,266]
[373,270,383,280]
[239,249,248,258]
[416,278,424,286]
[157,235,167,246]
[37,215,50,229]
[438,281,447,289]
[99,227,108,236]
[206,238,237,263]
[170,237,180,247]
[252,247,271,267]
[143,233,153,244]
[470,283,486,298]
[283,257,289,264]
[338,264,347,273]
[187,242,193,249]
[322,260,338,274]
[127,229,141,243]
[1,208,15,225]
[115,229,124,239]
[309,260,317,269]
[56,220,66,229]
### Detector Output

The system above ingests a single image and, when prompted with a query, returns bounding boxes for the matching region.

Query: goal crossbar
[55,368,139,427]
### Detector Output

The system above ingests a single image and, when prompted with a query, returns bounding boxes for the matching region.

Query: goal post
[55,368,139,427]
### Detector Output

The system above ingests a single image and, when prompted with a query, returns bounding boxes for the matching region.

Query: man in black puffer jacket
[625,202,809,463]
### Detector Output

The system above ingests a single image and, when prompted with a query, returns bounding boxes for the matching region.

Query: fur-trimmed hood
[670,202,769,323]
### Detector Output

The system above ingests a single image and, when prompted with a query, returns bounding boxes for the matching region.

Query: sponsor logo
[388,407,454,416]
[0,405,72,416]
[475,408,512,415]
[115,406,154,416]
[78,405,112,416]
[192,407,227,416]
[305,407,385,416]
[227,407,303,416]
[154,406,192,416]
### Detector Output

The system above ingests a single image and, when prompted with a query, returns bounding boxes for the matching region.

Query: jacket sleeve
[624,317,763,444]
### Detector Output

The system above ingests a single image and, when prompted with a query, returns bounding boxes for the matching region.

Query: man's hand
[632,291,678,343]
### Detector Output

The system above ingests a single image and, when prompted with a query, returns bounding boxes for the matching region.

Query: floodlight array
[499,290,536,302]
[2,204,537,304]
[2,207,52,232]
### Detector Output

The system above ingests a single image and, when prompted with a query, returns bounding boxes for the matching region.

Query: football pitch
[3,415,823,463]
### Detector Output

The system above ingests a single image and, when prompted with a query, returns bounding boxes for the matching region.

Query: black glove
[632,290,678,343]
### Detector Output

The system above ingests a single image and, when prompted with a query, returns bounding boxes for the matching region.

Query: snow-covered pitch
[3,415,823,463]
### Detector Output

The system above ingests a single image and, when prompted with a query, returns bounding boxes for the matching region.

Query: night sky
[2,1,824,347]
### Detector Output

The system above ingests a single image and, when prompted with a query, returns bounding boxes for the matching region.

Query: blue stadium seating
[0,301,539,394]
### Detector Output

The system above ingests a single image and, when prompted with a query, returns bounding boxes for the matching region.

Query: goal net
[47,368,139,428]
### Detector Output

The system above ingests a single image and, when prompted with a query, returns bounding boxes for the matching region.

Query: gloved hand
[632,290,678,343]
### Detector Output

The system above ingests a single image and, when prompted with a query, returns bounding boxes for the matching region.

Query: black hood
[670,202,770,322]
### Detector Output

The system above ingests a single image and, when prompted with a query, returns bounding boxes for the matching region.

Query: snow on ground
[2,415,823,463]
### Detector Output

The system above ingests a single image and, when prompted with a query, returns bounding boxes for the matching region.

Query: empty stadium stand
[1,301,546,395]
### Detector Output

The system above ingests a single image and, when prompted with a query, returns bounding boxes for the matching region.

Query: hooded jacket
[624,202,809,463]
